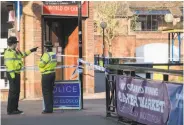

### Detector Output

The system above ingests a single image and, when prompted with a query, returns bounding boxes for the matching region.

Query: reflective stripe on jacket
[38,52,57,74]
[4,48,31,78]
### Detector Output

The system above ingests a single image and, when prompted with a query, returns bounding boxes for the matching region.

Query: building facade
[1,1,95,101]
[0,1,183,101]
[94,1,183,57]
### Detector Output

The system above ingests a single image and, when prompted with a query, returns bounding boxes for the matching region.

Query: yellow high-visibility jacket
[38,52,57,74]
[4,48,31,78]
[99,60,103,67]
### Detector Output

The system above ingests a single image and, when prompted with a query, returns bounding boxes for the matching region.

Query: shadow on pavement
[1,99,121,125]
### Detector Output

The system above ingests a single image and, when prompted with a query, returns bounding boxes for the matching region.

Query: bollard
[106,74,111,117]
[163,74,169,81]
[146,73,151,79]
[117,70,123,75]
[131,71,135,77]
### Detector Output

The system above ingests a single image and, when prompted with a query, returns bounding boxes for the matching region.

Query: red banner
[42,1,88,17]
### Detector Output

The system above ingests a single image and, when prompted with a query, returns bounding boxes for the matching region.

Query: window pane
[152,15,158,31]
[147,15,152,31]
[138,15,147,31]
[132,14,161,31]
[157,15,164,31]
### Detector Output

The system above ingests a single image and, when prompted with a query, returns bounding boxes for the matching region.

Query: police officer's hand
[30,47,38,52]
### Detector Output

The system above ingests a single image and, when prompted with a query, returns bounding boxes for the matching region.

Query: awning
[134,10,170,15]
[162,29,184,33]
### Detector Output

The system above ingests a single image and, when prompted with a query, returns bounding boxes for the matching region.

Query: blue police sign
[53,81,81,109]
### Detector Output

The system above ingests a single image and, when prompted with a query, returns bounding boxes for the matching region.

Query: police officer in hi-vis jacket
[38,41,57,114]
[4,36,38,115]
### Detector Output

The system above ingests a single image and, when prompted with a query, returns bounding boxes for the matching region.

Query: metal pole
[172,33,174,63]
[78,1,83,109]
[168,33,170,63]
[177,33,181,63]
[48,22,52,42]
[0,52,1,87]
[103,28,105,66]
[97,54,100,65]
[106,74,111,117]
[168,33,170,70]
[42,16,46,54]
[17,1,20,32]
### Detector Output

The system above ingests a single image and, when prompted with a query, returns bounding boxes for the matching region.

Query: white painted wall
[135,43,179,78]
[136,43,179,63]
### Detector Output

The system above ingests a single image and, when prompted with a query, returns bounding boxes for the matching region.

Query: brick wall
[94,35,107,56]
[94,35,136,57]
[112,36,136,57]
[95,31,183,59]
[83,2,95,93]
[19,1,42,99]
[18,1,95,100]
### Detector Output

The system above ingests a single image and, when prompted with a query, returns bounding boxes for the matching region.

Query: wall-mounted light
[164,13,173,23]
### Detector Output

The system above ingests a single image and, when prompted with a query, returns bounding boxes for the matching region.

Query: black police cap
[7,36,18,43]
[44,41,53,47]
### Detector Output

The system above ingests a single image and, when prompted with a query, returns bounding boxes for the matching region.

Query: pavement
[1,99,123,125]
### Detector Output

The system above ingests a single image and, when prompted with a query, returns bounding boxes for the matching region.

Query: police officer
[38,41,57,114]
[4,36,38,115]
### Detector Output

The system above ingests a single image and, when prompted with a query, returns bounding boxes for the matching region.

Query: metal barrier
[94,55,137,65]
[105,63,183,125]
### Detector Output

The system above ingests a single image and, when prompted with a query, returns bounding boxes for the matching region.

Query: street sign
[43,1,78,5]
[42,1,88,17]
[53,81,81,109]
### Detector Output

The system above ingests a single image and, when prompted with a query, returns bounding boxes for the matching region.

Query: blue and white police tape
[0,59,107,80]
[78,59,105,72]
[0,59,106,72]
[69,59,107,80]
[0,65,78,72]
[0,64,102,72]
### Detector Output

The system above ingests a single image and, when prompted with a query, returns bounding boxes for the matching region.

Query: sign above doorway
[42,1,88,17]
[43,1,78,5]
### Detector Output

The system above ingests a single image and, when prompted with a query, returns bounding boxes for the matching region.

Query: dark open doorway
[42,16,79,81]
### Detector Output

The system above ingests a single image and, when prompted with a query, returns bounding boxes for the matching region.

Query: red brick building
[1,1,95,100]
[94,1,183,58]
[0,1,183,101]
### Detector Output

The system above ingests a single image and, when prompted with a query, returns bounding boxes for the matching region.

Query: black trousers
[42,72,55,112]
[7,73,20,113]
